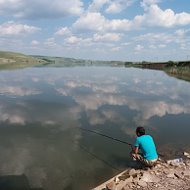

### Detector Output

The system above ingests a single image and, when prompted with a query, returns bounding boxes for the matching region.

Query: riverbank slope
[93,152,190,190]
[0,51,46,69]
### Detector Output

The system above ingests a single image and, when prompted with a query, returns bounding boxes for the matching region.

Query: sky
[0,0,190,61]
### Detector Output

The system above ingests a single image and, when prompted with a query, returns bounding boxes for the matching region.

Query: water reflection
[0,67,190,189]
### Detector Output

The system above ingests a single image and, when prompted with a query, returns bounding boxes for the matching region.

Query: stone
[129,169,136,176]
[155,164,162,168]
[115,177,133,190]
[185,162,190,167]
[166,171,175,178]
[174,170,184,178]
[184,152,190,158]
[124,176,133,183]
[140,172,160,183]
[183,169,190,176]
[114,176,120,184]
[132,177,140,183]
[106,181,116,190]
[118,172,130,181]
[137,181,147,187]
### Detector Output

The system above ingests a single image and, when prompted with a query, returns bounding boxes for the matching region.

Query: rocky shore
[93,152,190,190]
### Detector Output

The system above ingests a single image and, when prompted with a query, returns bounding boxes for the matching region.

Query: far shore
[1,51,190,82]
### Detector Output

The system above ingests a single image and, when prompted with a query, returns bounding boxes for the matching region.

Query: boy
[131,126,158,167]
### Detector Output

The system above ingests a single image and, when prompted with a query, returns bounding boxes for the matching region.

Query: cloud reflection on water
[0,67,190,189]
[1,67,190,128]
[0,86,42,97]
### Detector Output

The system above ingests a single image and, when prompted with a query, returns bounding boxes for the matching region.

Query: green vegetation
[0,51,126,69]
[1,51,190,82]
[34,55,125,67]
[0,51,46,69]
[127,60,190,82]
[165,65,190,82]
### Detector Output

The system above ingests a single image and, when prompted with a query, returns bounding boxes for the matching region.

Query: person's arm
[133,138,139,154]
[130,145,139,154]
[134,146,139,154]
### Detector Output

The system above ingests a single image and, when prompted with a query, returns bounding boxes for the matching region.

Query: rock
[184,152,190,158]
[185,161,190,167]
[132,177,140,183]
[174,170,184,178]
[115,177,133,189]
[167,173,175,178]
[183,169,190,176]
[114,176,120,184]
[137,181,147,187]
[155,164,162,168]
[167,158,183,166]
[118,171,130,181]
[140,172,160,183]
[106,181,116,190]
[129,169,136,176]
[166,171,175,178]
[124,176,133,183]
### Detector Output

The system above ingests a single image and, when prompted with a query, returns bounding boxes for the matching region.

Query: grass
[0,51,46,69]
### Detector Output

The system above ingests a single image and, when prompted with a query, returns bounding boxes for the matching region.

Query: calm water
[0,66,190,190]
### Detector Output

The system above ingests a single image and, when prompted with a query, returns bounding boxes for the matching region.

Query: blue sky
[0,0,190,61]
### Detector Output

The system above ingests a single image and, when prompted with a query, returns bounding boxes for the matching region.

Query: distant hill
[0,51,125,69]
[0,51,46,69]
[34,55,125,67]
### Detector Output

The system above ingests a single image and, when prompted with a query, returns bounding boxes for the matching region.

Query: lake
[0,66,190,190]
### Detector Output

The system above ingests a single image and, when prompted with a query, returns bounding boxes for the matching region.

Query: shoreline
[92,152,190,190]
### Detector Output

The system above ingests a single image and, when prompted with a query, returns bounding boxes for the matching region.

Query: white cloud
[65,36,82,44]
[158,44,166,48]
[93,33,121,42]
[134,29,190,50]
[88,0,134,13]
[87,111,105,125]
[0,0,83,19]
[0,21,40,36]
[111,46,121,51]
[88,0,110,12]
[74,5,190,33]
[73,12,107,31]
[141,4,190,27]
[149,44,156,49]
[133,101,188,125]
[0,86,42,97]
[106,2,120,13]
[135,44,144,51]
[73,12,134,32]
[105,0,134,14]
[141,0,161,10]
[0,104,26,125]
[44,38,58,48]
[31,40,40,46]
[175,29,190,37]
[55,27,71,36]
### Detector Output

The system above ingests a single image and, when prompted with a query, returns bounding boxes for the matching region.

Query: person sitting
[131,126,158,167]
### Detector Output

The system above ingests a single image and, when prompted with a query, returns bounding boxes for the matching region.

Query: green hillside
[0,51,46,69]
[35,55,125,67]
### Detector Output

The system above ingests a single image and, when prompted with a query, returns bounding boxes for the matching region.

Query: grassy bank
[0,51,46,69]
[126,61,190,82]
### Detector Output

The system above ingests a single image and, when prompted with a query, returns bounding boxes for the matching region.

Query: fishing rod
[79,127,133,148]
[79,127,165,159]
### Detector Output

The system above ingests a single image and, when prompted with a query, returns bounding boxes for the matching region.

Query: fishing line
[78,144,122,172]
[62,127,123,171]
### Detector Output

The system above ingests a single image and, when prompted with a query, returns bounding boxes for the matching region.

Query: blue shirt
[134,135,158,160]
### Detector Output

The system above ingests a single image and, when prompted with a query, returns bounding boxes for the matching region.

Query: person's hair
[136,126,145,136]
